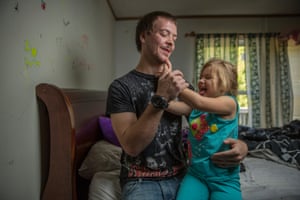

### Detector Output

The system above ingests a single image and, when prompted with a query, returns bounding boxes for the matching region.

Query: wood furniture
[36,83,107,200]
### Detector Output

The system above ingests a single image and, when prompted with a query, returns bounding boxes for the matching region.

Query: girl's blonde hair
[200,58,238,96]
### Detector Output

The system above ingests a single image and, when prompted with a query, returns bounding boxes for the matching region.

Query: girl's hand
[156,59,172,77]
[164,59,172,72]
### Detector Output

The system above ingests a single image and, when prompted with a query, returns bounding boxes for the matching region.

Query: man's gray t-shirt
[106,70,186,185]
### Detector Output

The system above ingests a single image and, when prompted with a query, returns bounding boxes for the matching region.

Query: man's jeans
[122,177,181,200]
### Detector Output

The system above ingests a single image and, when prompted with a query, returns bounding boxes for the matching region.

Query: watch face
[151,95,168,109]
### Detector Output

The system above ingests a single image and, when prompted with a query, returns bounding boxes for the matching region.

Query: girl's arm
[166,100,192,116]
[179,88,236,117]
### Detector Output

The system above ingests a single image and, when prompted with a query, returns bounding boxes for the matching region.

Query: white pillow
[89,170,121,200]
[79,140,122,180]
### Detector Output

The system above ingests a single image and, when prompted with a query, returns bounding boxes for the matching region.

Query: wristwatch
[150,95,169,109]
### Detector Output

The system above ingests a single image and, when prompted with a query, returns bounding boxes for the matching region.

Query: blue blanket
[239,120,300,169]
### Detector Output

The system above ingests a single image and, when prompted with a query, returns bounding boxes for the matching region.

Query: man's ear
[140,31,147,44]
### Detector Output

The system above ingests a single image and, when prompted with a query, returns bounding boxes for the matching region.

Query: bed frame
[36,83,107,200]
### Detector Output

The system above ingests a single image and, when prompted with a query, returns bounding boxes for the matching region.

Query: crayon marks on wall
[70,34,94,71]
[24,40,40,68]
[22,33,94,82]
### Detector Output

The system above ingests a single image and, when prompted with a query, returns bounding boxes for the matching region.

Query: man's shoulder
[113,70,138,83]
[109,70,133,87]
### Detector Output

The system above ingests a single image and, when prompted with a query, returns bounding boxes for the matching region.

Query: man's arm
[110,105,164,157]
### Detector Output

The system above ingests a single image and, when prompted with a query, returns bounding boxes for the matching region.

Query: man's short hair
[135,11,177,52]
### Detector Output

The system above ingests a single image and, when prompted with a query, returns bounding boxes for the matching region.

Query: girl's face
[198,66,222,97]
[142,17,177,64]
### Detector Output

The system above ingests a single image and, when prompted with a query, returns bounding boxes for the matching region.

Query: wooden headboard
[36,83,107,200]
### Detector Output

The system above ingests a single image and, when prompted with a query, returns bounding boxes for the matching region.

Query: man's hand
[156,59,188,101]
[211,139,248,168]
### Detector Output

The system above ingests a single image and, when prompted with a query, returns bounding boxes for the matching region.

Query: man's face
[142,17,177,64]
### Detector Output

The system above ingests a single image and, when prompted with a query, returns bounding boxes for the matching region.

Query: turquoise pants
[176,173,241,200]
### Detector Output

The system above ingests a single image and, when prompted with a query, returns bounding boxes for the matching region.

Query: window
[237,38,248,125]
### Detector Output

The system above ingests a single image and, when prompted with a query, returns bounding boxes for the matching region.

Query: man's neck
[135,60,164,76]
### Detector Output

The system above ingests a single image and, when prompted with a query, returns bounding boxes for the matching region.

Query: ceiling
[107,0,300,20]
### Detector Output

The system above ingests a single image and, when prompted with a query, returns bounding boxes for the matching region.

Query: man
[106,11,248,200]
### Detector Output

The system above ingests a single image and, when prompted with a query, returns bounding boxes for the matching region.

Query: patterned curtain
[194,34,238,87]
[195,33,293,128]
[245,33,293,128]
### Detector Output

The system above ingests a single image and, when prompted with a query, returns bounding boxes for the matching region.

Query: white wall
[0,0,114,199]
[114,16,300,118]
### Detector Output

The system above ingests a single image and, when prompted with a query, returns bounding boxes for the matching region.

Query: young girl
[167,58,242,200]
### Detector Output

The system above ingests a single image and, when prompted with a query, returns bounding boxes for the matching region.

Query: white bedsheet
[241,156,300,200]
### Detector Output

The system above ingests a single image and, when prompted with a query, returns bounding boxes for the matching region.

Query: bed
[36,83,119,200]
[36,83,300,200]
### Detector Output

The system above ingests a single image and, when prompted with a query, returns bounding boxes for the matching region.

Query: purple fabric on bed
[98,116,120,146]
